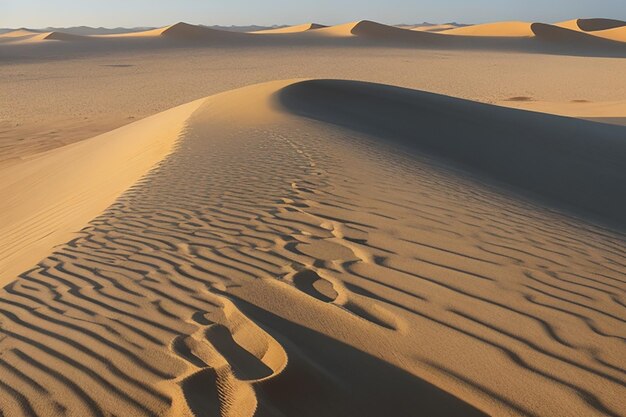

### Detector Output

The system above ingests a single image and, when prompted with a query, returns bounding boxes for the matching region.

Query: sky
[2,0,625,29]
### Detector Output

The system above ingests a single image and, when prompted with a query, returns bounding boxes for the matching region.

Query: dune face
[349,20,435,41]
[591,25,626,42]
[278,80,626,227]
[0,29,90,43]
[39,31,90,41]
[531,22,626,47]
[576,18,626,32]
[252,23,327,34]
[411,23,464,32]
[0,79,624,417]
[440,21,534,37]
[0,29,41,37]
[0,98,204,287]
[158,22,244,39]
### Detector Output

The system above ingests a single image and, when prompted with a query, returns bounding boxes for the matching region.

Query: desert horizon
[1,2,625,416]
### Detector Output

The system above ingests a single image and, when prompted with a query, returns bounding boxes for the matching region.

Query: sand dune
[439,21,534,37]
[556,18,626,32]
[0,28,41,38]
[552,18,626,42]
[531,22,626,47]
[0,79,624,417]
[411,23,464,32]
[590,26,626,42]
[1,20,625,58]
[344,20,439,41]
[0,98,204,286]
[98,22,249,40]
[251,23,326,34]
[279,80,626,226]
[314,20,433,39]
[0,30,89,43]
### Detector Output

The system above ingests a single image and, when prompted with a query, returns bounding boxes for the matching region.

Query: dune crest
[0,98,205,284]
[440,21,534,37]
[99,22,248,40]
[277,79,626,226]
[0,28,41,37]
[0,79,623,417]
[557,18,626,32]
[0,29,88,43]
[411,23,464,32]
[531,22,625,46]
[251,23,327,34]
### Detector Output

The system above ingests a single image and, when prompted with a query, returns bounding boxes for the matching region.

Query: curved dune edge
[411,23,464,32]
[556,18,626,32]
[0,29,89,43]
[439,21,534,37]
[276,79,626,228]
[251,23,327,34]
[0,79,624,417]
[0,98,205,285]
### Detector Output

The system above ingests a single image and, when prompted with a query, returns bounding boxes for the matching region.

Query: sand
[439,21,534,37]
[411,23,465,32]
[1,19,625,417]
[251,23,327,34]
[0,98,204,287]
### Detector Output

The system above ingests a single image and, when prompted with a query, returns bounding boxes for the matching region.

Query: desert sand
[439,21,534,37]
[0,17,625,417]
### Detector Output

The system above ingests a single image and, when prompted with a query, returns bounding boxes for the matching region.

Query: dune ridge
[251,23,327,34]
[556,18,626,32]
[531,22,626,46]
[1,20,625,57]
[439,21,534,37]
[0,79,624,417]
[278,80,626,227]
[0,98,205,285]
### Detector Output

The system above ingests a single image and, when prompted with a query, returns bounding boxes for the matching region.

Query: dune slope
[279,79,626,227]
[557,18,626,32]
[0,80,624,417]
[0,98,205,286]
[251,23,326,34]
[440,21,534,37]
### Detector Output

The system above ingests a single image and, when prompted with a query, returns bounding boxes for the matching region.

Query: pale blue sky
[2,0,625,28]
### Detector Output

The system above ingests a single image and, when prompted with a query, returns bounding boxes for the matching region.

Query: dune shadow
[277,79,626,230]
[219,291,490,417]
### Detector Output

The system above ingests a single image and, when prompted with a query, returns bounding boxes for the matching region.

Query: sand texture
[1,16,626,417]
[0,78,625,416]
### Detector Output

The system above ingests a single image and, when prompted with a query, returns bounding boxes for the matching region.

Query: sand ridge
[0,98,205,286]
[1,20,625,59]
[0,79,624,417]
[251,23,327,34]
[439,21,534,37]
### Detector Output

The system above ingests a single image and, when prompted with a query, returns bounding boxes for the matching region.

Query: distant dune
[531,22,625,47]
[279,80,626,226]
[440,21,534,37]
[0,28,42,37]
[99,22,250,40]
[590,25,626,42]
[0,79,624,417]
[251,23,327,34]
[0,29,90,43]
[1,20,624,57]
[0,98,204,283]
[411,23,465,32]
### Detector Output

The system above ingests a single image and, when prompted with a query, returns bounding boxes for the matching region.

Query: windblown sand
[1,20,625,417]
